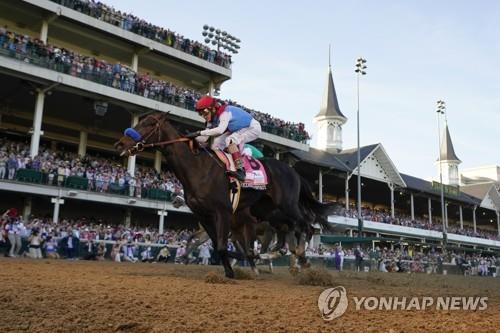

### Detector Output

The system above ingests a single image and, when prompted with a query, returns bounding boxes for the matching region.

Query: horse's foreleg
[215,210,234,279]
[182,230,210,264]
[295,231,310,268]
[286,230,300,275]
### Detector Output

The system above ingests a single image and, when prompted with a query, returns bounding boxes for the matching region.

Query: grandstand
[0,0,499,264]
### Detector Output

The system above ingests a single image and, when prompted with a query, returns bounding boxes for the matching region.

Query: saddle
[213,150,268,190]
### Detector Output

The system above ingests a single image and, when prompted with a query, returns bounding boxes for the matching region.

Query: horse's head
[114,112,170,157]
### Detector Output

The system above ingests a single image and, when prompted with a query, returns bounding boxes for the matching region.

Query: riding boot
[227,150,246,181]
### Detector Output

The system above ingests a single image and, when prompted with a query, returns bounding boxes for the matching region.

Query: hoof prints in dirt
[115,322,151,333]
[205,271,236,284]
[233,268,255,280]
[296,268,335,286]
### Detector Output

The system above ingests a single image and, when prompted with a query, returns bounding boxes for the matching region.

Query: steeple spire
[314,46,346,120]
[437,116,461,186]
[440,124,461,162]
[314,46,347,153]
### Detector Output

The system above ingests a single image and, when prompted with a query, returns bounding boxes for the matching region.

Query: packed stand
[309,243,499,276]
[226,100,311,143]
[0,27,310,143]
[49,0,232,68]
[0,137,184,199]
[343,207,500,241]
[0,211,213,263]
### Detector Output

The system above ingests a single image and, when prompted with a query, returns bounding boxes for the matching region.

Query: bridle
[125,115,194,156]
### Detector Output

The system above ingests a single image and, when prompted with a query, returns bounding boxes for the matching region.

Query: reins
[126,116,221,170]
[126,116,194,155]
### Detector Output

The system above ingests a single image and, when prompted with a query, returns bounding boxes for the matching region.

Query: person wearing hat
[185,95,262,181]
[3,208,22,257]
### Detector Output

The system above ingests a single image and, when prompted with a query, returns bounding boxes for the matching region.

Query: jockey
[185,95,262,181]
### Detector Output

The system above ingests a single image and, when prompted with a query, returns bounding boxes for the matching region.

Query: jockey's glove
[184,131,201,139]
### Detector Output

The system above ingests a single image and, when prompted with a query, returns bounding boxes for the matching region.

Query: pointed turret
[314,47,347,153]
[437,123,461,186]
[439,125,461,162]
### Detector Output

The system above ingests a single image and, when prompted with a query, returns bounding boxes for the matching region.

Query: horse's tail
[299,176,338,231]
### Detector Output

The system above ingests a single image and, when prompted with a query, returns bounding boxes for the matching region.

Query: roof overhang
[481,186,500,212]
[352,144,406,187]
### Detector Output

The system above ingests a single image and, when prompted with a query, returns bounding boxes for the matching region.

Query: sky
[105,0,500,180]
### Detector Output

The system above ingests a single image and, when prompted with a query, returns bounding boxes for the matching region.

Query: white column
[473,206,477,233]
[428,198,432,225]
[23,197,32,220]
[124,209,132,228]
[30,91,45,158]
[459,205,463,230]
[410,193,415,221]
[497,211,500,237]
[131,53,139,72]
[40,20,49,44]
[345,175,350,211]
[389,183,395,218]
[444,202,448,228]
[154,151,162,173]
[51,197,64,224]
[208,80,215,96]
[78,131,88,157]
[318,169,323,203]
[158,210,168,234]
[127,114,140,175]
[275,152,280,160]
[349,229,353,237]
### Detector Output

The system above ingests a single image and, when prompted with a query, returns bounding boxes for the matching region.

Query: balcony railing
[0,41,309,143]
[47,0,232,69]
[12,168,177,202]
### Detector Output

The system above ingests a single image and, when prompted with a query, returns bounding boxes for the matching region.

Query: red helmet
[195,95,216,112]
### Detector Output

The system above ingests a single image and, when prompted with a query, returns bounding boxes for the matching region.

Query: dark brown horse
[115,112,332,277]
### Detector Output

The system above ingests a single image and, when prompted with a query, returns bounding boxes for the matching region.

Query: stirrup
[226,169,246,181]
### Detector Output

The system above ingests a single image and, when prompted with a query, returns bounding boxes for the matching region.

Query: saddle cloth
[214,150,268,190]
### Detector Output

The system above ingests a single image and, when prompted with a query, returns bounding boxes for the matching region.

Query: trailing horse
[115,112,333,278]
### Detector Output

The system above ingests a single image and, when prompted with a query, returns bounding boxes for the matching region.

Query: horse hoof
[289,267,299,276]
[225,271,235,279]
[251,267,260,276]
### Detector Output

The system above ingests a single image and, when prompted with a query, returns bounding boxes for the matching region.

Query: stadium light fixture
[436,100,448,247]
[355,57,367,237]
[202,25,241,54]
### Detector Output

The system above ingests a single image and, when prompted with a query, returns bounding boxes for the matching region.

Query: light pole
[355,57,367,236]
[202,25,241,54]
[436,100,448,247]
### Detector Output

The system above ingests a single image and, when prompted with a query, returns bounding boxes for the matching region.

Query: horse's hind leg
[233,209,259,275]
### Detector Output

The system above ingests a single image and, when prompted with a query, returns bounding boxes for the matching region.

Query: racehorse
[115,112,333,278]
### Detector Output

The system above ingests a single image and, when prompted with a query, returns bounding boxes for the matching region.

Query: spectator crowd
[343,207,500,241]
[49,0,232,68]
[0,27,310,143]
[309,243,499,276]
[0,137,184,199]
[0,209,212,263]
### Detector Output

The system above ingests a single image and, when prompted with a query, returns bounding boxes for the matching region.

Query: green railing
[11,168,175,202]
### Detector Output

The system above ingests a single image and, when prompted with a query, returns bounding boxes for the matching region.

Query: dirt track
[0,258,498,333]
